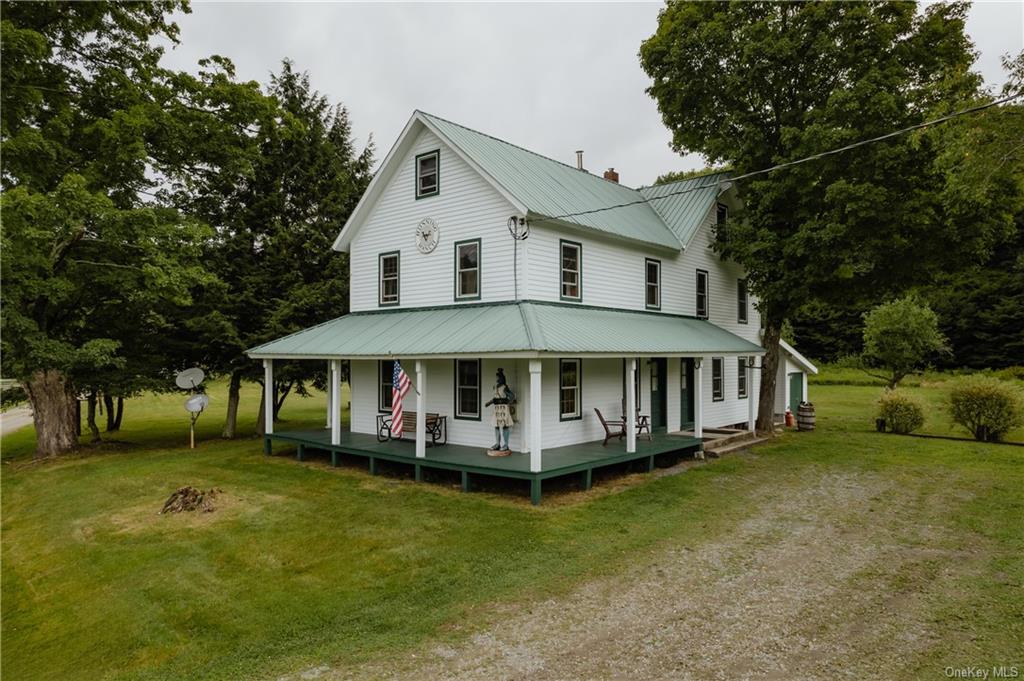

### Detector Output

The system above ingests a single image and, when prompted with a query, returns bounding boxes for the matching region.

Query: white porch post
[747,357,757,433]
[529,360,542,473]
[802,372,809,406]
[330,359,342,445]
[415,360,426,459]
[694,358,703,440]
[626,358,637,453]
[263,358,274,435]
[325,360,333,429]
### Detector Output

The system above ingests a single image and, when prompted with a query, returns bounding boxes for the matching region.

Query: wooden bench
[376,412,447,446]
[594,408,626,446]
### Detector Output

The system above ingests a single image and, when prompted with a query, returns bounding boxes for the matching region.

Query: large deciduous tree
[640,1,984,430]
[1,2,267,455]
[174,60,373,438]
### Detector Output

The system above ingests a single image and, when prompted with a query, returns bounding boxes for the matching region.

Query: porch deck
[265,429,703,504]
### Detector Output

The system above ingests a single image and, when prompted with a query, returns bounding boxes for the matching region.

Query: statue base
[486,448,511,458]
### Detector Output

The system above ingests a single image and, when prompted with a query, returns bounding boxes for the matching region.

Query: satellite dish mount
[175,368,208,449]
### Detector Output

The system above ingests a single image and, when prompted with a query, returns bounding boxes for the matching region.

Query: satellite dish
[184,393,209,414]
[175,367,205,390]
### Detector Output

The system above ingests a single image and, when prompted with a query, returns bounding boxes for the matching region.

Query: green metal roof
[246,301,763,359]
[639,172,726,247]
[419,112,684,250]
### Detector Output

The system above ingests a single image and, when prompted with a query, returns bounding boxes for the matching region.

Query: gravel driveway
[282,465,985,681]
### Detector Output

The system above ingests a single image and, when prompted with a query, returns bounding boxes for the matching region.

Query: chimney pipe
[575,150,584,170]
[603,167,619,183]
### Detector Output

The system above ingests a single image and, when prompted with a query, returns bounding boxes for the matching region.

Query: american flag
[391,361,412,437]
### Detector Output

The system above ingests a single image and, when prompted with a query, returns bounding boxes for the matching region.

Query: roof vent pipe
[576,150,584,170]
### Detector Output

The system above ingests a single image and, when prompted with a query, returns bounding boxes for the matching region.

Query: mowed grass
[2,377,1022,680]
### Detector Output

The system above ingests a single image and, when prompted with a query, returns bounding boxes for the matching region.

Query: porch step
[702,430,758,454]
[707,435,769,457]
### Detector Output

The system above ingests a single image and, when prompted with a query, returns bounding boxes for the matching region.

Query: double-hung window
[379,252,400,306]
[737,278,748,324]
[696,269,709,319]
[712,357,724,401]
[454,239,480,300]
[645,258,661,310]
[416,150,439,198]
[560,240,582,301]
[379,360,397,411]
[738,358,748,398]
[454,359,481,419]
[559,359,582,420]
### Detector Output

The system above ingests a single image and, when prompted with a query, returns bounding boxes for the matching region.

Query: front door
[789,372,803,412]
[650,358,667,431]
[680,358,695,430]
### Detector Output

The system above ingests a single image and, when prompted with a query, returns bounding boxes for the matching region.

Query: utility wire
[536,92,1023,223]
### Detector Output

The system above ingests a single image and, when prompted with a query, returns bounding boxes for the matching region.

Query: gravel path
[283,467,982,681]
[1,406,33,436]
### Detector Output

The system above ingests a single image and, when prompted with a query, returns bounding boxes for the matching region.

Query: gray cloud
[161,1,1022,187]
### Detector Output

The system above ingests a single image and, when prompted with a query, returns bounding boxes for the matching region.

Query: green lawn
[2,377,1022,680]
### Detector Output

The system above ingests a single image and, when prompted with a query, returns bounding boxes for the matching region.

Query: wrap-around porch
[264,427,703,504]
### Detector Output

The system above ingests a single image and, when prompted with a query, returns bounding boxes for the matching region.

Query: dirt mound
[160,486,223,514]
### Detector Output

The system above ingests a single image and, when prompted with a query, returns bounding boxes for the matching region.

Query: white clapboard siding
[349,128,519,312]
[523,211,761,347]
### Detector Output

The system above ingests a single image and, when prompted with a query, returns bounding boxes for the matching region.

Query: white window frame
[379,252,400,306]
[416,150,439,198]
[696,269,709,319]
[454,359,481,419]
[560,240,582,301]
[645,258,661,310]
[738,357,747,399]
[455,239,481,300]
[712,357,724,401]
[559,358,582,421]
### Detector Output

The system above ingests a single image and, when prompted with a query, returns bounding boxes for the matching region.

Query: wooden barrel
[797,402,816,431]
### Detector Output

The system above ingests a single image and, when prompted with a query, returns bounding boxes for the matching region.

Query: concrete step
[703,430,758,453]
[707,436,769,457]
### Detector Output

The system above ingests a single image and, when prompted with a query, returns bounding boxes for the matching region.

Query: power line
[536,92,1023,223]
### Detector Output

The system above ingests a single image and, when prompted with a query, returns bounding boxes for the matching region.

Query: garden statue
[485,368,515,456]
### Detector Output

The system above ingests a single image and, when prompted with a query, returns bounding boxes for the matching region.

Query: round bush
[876,389,925,434]
[948,376,1024,442]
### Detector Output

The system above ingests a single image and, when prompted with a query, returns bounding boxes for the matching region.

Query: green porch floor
[265,429,703,504]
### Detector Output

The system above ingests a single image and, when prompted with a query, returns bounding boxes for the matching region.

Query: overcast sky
[162,1,1023,188]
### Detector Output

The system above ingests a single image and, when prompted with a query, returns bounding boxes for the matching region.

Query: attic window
[416,150,439,198]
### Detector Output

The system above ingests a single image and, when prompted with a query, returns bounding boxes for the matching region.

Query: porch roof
[246,301,764,360]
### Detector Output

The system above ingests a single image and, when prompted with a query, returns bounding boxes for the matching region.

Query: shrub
[876,390,925,434]
[948,376,1024,442]
[861,297,947,388]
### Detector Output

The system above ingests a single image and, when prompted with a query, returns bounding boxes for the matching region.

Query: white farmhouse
[248,111,815,503]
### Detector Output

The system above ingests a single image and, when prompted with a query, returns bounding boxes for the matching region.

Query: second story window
[645,258,661,310]
[379,251,400,306]
[560,240,582,301]
[716,203,728,241]
[696,269,709,319]
[455,239,480,300]
[416,150,439,198]
[737,278,748,324]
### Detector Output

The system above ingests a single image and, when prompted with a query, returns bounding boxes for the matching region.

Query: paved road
[1,406,33,436]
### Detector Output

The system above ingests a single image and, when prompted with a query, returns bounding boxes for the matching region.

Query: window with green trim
[454,359,481,419]
[738,357,748,398]
[712,357,724,401]
[379,252,400,306]
[416,150,439,198]
[696,269,709,319]
[559,359,582,420]
[560,240,581,301]
[379,360,397,411]
[645,258,661,309]
[737,278,748,324]
[455,240,480,300]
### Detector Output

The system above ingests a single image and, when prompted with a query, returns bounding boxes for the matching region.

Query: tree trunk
[113,397,124,430]
[86,390,101,442]
[272,379,293,420]
[24,369,79,458]
[255,382,266,436]
[222,371,242,439]
[757,319,783,433]
[103,394,116,431]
